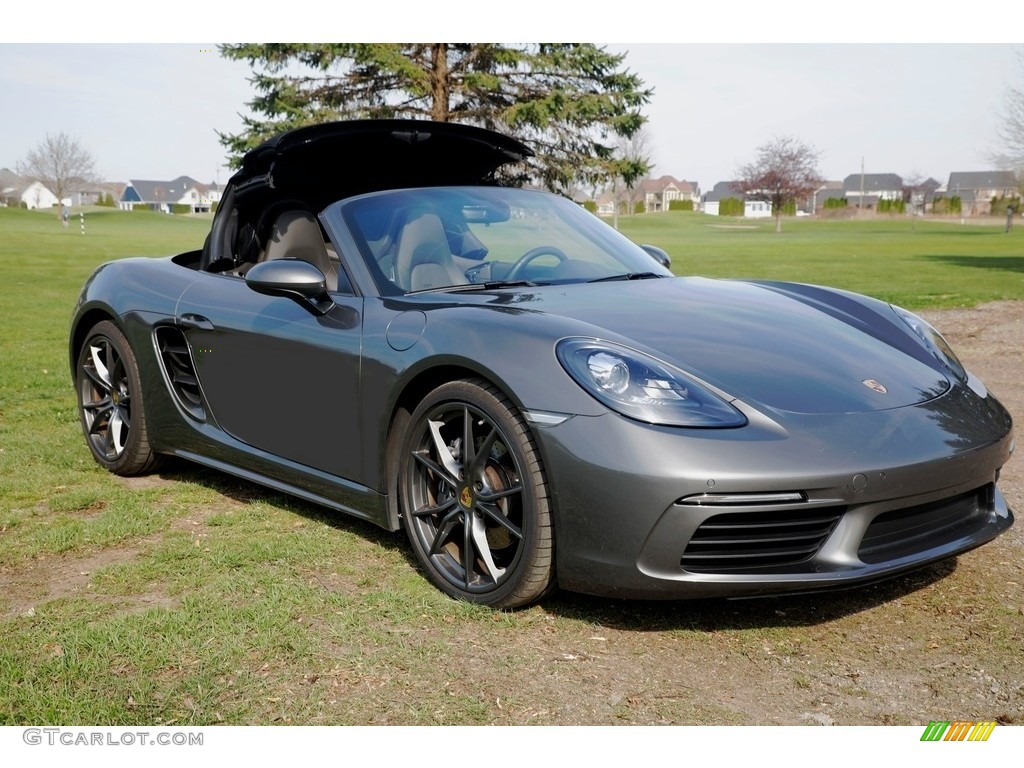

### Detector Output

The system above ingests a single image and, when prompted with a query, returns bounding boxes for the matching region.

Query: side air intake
[154,326,205,420]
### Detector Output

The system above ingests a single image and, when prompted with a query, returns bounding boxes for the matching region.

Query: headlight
[556,339,746,427]
[890,305,967,382]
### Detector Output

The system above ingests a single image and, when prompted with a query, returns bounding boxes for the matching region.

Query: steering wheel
[505,246,569,282]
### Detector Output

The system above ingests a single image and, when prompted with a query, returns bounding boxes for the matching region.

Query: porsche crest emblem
[862,379,888,394]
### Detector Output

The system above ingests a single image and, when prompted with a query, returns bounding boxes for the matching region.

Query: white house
[21,181,62,209]
[120,176,223,213]
[702,181,772,218]
[842,173,903,210]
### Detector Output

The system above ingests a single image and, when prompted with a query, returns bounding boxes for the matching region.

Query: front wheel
[400,379,554,608]
[75,320,160,475]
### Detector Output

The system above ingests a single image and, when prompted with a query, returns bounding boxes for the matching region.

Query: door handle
[179,313,214,331]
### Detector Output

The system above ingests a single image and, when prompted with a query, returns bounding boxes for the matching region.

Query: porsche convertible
[70,120,1015,608]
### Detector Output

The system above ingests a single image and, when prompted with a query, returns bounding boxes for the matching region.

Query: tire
[75,320,161,476]
[400,378,554,608]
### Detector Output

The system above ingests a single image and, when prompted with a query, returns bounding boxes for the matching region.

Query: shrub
[582,200,597,213]
[669,199,694,211]
[718,197,744,217]
[990,195,1021,217]
[932,196,962,215]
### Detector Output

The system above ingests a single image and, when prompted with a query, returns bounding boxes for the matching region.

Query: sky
[2,5,1021,194]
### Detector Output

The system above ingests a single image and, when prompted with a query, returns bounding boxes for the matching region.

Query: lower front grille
[680,508,844,573]
[858,485,993,564]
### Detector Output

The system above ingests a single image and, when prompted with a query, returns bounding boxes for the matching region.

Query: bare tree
[901,172,932,230]
[620,128,654,218]
[605,127,653,230]
[990,51,1024,173]
[736,136,823,233]
[18,132,97,218]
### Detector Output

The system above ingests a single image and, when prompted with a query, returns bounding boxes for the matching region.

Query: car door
[175,272,364,483]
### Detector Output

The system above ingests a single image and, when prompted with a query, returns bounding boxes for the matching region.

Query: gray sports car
[70,120,1015,608]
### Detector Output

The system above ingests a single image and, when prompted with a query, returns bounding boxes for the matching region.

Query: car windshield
[328,186,672,295]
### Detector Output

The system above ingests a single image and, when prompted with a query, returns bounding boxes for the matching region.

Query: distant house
[842,173,903,210]
[638,175,700,212]
[944,171,1019,215]
[702,181,771,218]
[67,182,126,207]
[0,168,65,209]
[811,181,846,211]
[907,177,942,213]
[594,191,616,217]
[0,168,22,206]
[120,176,223,213]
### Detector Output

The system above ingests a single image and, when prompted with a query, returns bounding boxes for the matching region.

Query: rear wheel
[400,379,554,608]
[75,320,160,475]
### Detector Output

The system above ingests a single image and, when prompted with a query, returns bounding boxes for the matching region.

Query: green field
[617,210,1024,309]
[0,205,1022,725]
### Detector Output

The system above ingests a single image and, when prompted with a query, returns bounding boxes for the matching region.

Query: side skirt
[172,449,393,530]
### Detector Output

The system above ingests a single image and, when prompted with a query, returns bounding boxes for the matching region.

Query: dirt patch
[0,547,143,618]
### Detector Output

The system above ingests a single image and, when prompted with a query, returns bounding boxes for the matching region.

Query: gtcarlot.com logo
[920,721,997,742]
[23,728,203,747]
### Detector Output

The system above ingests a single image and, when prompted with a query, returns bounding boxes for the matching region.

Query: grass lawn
[617,211,1024,309]
[0,206,1021,725]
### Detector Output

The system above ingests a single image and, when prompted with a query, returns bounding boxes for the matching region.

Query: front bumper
[533,388,1015,599]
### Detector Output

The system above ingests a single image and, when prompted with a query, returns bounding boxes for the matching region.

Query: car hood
[505,277,953,415]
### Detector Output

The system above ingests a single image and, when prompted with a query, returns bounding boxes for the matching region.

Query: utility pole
[860,157,866,216]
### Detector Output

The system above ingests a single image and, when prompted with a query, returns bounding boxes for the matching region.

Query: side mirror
[640,244,671,270]
[245,259,334,316]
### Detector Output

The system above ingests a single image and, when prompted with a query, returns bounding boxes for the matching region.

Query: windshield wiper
[587,272,667,283]
[442,279,541,292]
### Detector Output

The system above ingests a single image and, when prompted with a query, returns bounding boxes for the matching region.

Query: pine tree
[218,43,652,191]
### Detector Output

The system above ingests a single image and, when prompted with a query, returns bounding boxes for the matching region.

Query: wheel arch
[69,306,121,379]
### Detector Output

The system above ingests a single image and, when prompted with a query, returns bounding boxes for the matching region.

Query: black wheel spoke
[410,495,458,518]
[475,501,524,540]
[477,483,521,503]
[88,405,113,434]
[82,362,113,394]
[461,405,475,469]
[83,395,112,416]
[411,450,459,490]
[428,509,463,555]
[468,426,499,477]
